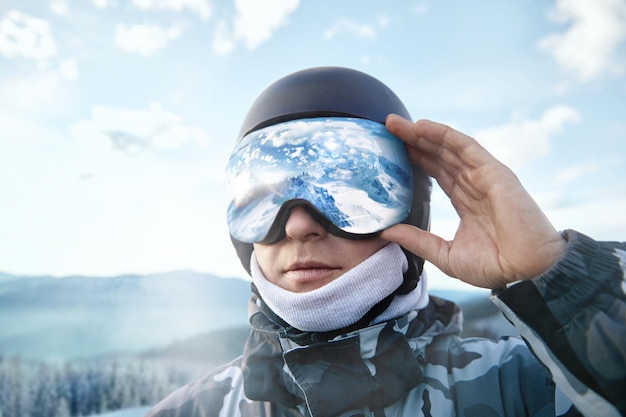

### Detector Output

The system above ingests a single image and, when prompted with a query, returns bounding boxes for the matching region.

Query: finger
[386,115,446,157]
[402,118,482,160]
[385,116,456,193]
[387,115,495,173]
[386,116,471,183]
[386,116,476,205]
[380,223,449,270]
[413,119,505,180]
[388,116,520,205]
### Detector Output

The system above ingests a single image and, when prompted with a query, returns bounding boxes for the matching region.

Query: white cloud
[58,58,79,81]
[50,0,70,15]
[324,16,390,41]
[554,162,600,184]
[531,191,569,210]
[232,0,299,50]
[324,19,375,40]
[472,105,581,170]
[210,0,299,54]
[132,0,212,20]
[114,23,184,56]
[71,102,210,153]
[412,1,430,16]
[545,196,626,239]
[0,10,57,64]
[0,110,231,278]
[359,54,386,65]
[0,72,64,110]
[93,0,110,8]
[538,0,626,81]
[0,61,80,113]
[212,19,235,56]
[377,15,390,29]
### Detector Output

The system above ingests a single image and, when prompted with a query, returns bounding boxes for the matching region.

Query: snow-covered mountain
[0,270,251,360]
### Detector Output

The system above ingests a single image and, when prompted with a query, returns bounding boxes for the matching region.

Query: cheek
[252,244,277,278]
[342,239,389,268]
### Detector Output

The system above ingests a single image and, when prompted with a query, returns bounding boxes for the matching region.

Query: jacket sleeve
[491,230,626,417]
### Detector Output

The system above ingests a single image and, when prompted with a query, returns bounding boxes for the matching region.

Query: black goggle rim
[254,199,384,244]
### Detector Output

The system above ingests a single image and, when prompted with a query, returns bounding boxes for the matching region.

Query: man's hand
[381,115,566,289]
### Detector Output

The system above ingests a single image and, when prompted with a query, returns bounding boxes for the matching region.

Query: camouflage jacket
[146,230,625,417]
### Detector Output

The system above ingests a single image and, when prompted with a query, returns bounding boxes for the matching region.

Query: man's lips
[284,261,339,281]
[286,261,334,272]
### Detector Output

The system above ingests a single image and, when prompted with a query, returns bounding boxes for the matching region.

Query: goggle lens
[226,117,413,243]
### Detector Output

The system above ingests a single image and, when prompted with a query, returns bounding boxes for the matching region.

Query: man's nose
[284,206,327,241]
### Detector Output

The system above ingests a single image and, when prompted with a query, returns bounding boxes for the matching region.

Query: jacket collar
[241,295,462,417]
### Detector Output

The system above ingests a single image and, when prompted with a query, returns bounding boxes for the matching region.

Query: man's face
[253,206,388,293]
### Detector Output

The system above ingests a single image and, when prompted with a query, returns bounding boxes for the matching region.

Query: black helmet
[230,66,431,279]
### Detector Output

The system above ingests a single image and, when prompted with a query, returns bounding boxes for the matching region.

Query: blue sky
[1,0,625,291]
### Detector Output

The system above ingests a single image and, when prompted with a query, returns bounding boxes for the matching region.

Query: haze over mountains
[0,270,251,360]
[0,270,518,417]
[0,270,515,362]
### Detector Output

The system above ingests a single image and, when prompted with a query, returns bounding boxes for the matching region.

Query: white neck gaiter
[250,242,429,332]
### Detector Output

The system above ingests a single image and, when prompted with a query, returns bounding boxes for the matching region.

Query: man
[146,67,625,417]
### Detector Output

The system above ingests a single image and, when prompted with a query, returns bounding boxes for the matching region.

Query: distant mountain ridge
[0,270,516,362]
[0,270,251,360]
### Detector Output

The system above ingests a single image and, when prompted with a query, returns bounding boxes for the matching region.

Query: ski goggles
[226,117,413,244]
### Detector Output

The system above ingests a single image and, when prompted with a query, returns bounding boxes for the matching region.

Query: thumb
[381,224,446,268]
